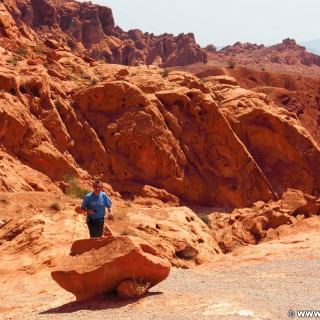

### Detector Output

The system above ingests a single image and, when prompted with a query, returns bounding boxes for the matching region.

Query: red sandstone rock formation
[51,236,171,301]
[212,78,320,197]
[1,39,320,207]
[118,206,222,268]
[196,66,320,151]
[2,0,207,67]
[210,188,320,253]
[1,0,320,208]
[72,78,275,207]
[205,38,320,68]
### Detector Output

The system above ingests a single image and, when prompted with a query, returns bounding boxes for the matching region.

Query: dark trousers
[87,219,104,238]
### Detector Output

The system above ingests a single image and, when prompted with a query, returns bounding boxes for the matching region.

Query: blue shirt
[81,192,112,222]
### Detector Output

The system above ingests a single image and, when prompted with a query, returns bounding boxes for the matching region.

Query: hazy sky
[79,0,320,47]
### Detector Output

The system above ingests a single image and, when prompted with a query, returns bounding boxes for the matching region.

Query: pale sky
[79,0,320,47]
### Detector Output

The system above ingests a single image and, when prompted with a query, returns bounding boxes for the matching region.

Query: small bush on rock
[50,202,61,211]
[64,174,90,198]
[199,215,212,227]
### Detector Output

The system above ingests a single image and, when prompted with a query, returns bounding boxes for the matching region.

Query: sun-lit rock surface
[1,0,320,318]
[51,236,171,301]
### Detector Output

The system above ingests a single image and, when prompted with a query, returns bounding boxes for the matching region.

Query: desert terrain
[2,191,320,320]
[1,0,320,319]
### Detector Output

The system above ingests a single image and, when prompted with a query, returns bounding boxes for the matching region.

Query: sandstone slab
[51,236,171,301]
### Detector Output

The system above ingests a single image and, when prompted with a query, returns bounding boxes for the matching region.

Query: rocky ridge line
[2,0,207,67]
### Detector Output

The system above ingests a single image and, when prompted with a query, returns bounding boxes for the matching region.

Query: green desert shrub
[16,47,28,57]
[64,174,90,198]
[6,57,18,66]
[227,60,237,68]
[160,69,169,78]
[199,215,212,227]
[50,202,61,211]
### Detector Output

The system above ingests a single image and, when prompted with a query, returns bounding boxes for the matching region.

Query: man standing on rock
[76,180,114,238]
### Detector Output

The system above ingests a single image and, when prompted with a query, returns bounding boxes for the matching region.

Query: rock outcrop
[197,65,320,158]
[72,77,275,207]
[210,188,320,253]
[217,81,320,196]
[0,205,87,274]
[205,38,320,67]
[51,236,171,301]
[115,206,222,268]
[3,0,207,67]
[1,41,320,207]
[0,1,320,208]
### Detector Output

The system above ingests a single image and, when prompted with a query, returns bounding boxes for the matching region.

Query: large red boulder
[51,236,171,301]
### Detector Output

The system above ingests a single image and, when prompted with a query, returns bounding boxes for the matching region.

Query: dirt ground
[2,231,320,320]
[1,192,320,320]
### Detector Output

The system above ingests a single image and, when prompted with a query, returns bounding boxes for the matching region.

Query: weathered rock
[73,79,275,207]
[3,0,207,67]
[51,236,171,301]
[0,207,87,274]
[0,151,60,192]
[0,88,78,182]
[204,38,320,67]
[118,206,221,268]
[0,3,19,39]
[219,84,320,198]
[116,280,149,299]
[209,189,318,252]
[281,188,320,217]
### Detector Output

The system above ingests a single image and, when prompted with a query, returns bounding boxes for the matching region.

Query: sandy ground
[2,229,320,320]
[1,192,320,320]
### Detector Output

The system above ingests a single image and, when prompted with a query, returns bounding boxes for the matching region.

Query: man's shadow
[41,291,163,314]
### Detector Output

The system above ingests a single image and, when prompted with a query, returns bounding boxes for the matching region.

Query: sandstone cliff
[2,0,207,67]
[1,42,320,207]
[196,65,320,151]
[1,1,320,208]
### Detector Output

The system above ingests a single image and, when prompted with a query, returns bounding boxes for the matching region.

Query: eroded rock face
[0,206,87,274]
[197,66,320,149]
[1,48,320,207]
[215,82,320,197]
[210,188,320,253]
[0,3,320,208]
[72,79,275,207]
[206,38,320,67]
[116,206,222,268]
[51,236,171,301]
[3,0,207,67]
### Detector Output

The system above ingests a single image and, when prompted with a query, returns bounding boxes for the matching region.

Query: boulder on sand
[51,236,171,301]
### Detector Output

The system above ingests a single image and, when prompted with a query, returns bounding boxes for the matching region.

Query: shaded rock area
[51,236,171,301]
